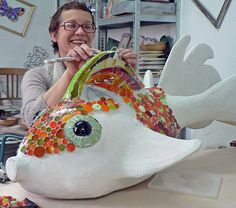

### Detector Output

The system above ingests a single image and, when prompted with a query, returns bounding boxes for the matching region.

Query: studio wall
[180,0,236,147]
[0,0,56,68]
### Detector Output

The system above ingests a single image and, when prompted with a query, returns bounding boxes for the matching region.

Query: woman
[21,2,137,128]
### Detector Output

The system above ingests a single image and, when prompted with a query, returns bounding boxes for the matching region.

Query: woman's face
[50,9,95,57]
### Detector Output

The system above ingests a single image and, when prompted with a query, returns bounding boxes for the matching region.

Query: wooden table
[0,148,235,208]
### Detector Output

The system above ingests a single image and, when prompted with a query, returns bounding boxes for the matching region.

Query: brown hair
[49,2,95,54]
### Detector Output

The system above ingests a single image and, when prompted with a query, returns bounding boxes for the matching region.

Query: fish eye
[64,115,101,148]
[73,120,92,137]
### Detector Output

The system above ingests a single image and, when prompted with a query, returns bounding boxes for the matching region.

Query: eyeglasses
[59,22,96,33]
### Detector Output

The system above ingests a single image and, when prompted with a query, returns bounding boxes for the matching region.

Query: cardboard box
[111,1,176,16]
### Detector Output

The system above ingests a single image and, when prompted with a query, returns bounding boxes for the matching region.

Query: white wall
[0,0,56,68]
[180,0,236,147]
[180,0,236,79]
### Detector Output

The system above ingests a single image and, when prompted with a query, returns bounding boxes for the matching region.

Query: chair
[0,68,27,181]
[0,134,23,183]
[0,67,27,101]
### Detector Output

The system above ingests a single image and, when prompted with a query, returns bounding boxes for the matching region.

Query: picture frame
[0,0,35,37]
[118,33,131,49]
[192,0,231,29]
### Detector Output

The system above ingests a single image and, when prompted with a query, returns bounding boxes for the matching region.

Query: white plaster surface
[6,88,201,199]
[180,0,236,146]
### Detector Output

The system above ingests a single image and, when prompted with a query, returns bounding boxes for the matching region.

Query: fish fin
[64,51,144,99]
[143,70,154,88]
[159,35,222,96]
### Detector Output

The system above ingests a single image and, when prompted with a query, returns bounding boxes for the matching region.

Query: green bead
[37,139,44,146]
[21,146,27,153]
[59,144,65,151]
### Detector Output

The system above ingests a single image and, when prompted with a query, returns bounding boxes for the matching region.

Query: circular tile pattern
[21,97,119,157]
[64,115,102,148]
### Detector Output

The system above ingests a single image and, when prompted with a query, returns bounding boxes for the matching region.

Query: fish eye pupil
[73,120,92,136]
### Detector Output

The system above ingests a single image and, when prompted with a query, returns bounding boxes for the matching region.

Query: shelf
[97,15,134,28]
[94,0,180,84]
[140,14,176,23]
[97,14,176,29]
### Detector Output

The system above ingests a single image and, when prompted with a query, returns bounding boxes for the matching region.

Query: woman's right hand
[64,44,100,77]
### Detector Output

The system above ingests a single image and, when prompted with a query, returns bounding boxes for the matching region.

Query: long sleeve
[21,65,52,128]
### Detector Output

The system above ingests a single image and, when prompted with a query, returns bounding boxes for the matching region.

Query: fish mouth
[64,51,144,99]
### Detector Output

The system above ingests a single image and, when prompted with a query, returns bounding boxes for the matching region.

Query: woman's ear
[50,32,57,42]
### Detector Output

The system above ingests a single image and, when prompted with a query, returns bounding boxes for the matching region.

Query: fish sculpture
[6,36,236,199]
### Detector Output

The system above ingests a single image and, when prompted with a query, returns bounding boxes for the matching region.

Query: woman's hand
[117,48,138,69]
[64,44,100,77]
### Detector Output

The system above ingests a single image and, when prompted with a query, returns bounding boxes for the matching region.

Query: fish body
[6,51,201,199]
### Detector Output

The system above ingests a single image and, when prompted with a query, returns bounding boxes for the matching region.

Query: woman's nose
[75,26,86,34]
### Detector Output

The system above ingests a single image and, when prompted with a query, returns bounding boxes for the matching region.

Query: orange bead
[97,100,104,105]
[58,139,63,144]
[50,121,57,128]
[32,135,38,141]
[51,129,57,135]
[107,98,115,104]
[43,142,49,148]
[101,105,110,112]
[63,139,69,145]
[49,140,54,146]
[27,149,34,156]
[56,129,64,139]
[34,147,45,158]
[66,143,75,152]
[44,137,50,142]
[123,97,130,103]
[46,146,54,154]
[39,132,47,138]
[82,104,93,113]
[72,110,82,115]
[35,129,41,135]
[114,104,119,109]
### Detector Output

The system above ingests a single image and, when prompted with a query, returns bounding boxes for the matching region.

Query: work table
[0,148,235,208]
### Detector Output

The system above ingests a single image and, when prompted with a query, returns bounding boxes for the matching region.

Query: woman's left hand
[117,48,138,69]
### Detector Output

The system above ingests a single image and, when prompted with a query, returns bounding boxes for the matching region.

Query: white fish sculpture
[6,36,236,199]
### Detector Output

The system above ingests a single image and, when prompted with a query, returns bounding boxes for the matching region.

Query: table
[0,148,235,208]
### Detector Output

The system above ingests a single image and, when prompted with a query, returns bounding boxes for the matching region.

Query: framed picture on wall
[192,0,231,29]
[0,0,35,37]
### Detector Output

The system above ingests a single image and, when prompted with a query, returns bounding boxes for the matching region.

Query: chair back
[0,68,27,100]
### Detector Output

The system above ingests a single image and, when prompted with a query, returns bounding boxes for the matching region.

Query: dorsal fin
[159,36,221,96]
[64,51,144,99]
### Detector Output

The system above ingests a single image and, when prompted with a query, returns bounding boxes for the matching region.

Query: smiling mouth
[71,40,86,45]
